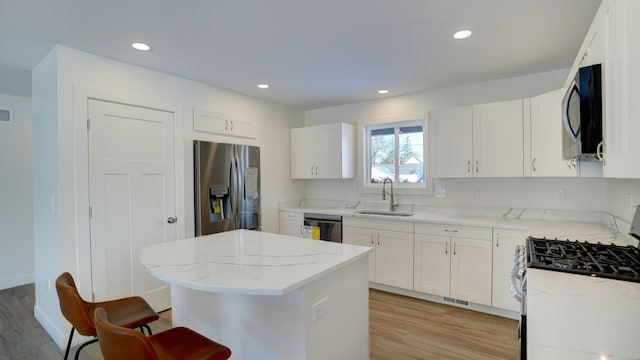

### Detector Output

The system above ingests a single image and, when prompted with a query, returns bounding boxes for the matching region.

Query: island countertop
[140,229,373,296]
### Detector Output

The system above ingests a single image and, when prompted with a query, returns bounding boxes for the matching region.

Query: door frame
[72,86,185,299]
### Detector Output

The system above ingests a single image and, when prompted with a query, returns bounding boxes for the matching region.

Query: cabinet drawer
[343,217,413,233]
[279,211,303,221]
[415,223,492,240]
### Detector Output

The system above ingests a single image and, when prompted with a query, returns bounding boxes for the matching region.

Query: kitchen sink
[353,210,415,217]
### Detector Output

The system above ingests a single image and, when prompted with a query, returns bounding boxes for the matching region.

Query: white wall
[302,69,608,212]
[0,93,34,290]
[32,45,305,348]
[607,179,640,222]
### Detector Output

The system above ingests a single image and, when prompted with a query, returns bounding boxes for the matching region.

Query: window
[367,121,425,186]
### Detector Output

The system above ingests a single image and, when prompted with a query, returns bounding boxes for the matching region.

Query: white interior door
[88,99,175,312]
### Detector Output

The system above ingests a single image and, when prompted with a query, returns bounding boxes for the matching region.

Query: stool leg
[63,327,75,360]
[143,324,153,335]
[73,338,99,360]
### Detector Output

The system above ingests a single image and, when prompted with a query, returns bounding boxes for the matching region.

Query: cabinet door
[314,124,342,178]
[279,220,303,237]
[226,113,256,139]
[472,100,524,177]
[530,89,577,177]
[290,127,316,179]
[450,237,493,306]
[343,226,376,282]
[375,230,414,290]
[414,233,450,297]
[431,106,473,177]
[602,0,640,178]
[492,229,526,312]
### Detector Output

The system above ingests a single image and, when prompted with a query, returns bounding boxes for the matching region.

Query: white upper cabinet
[431,99,524,178]
[528,89,577,177]
[432,106,474,177]
[600,0,640,178]
[193,107,256,139]
[472,100,524,177]
[290,122,355,179]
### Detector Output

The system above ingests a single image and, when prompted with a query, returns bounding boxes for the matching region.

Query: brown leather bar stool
[55,272,159,360]
[94,307,232,360]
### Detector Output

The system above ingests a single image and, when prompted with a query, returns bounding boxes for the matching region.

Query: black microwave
[562,64,603,161]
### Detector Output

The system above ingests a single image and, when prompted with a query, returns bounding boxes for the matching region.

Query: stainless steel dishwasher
[303,213,342,243]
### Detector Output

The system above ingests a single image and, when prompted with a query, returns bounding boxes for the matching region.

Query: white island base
[170,256,369,360]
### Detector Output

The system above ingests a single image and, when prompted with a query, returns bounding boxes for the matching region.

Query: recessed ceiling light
[131,42,151,51]
[257,83,270,89]
[453,29,473,40]
[378,89,390,94]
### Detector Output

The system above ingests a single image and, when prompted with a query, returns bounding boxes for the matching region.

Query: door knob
[167,217,178,224]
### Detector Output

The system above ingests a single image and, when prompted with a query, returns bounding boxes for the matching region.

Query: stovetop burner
[527,237,640,283]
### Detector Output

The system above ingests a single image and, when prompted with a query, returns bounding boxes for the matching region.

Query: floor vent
[443,297,470,307]
[0,108,13,123]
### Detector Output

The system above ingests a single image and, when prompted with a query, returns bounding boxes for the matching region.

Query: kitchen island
[140,229,372,360]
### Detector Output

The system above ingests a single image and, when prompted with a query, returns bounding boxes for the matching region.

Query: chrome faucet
[381,177,398,211]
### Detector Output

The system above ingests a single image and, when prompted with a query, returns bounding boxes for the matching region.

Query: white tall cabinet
[414,223,493,306]
[431,99,524,178]
[600,0,640,178]
[343,217,414,290]
[290,122,355,179]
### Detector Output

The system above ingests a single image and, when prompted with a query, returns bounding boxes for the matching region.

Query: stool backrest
[94,307,159,360]
[55,272,95,335]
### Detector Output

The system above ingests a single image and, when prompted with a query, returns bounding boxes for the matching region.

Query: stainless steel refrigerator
[194,140,261,236]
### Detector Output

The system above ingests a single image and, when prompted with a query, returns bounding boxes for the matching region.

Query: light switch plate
[435,188,446,199]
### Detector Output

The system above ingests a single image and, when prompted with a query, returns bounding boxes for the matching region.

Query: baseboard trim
[0,274,35,291]
[34,304,94,350]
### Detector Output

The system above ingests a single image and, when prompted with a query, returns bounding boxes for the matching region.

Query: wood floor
[0,284,518,359]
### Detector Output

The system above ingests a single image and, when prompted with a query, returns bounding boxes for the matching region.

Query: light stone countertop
[140,229,373,296]
[281,201,637,246]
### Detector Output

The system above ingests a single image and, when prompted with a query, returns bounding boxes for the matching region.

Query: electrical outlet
[472,188,480,200]
[312,296,328,322]
[554,189,566,202]
[435,188,446,199]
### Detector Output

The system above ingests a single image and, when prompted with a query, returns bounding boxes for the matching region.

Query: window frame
[357,114,432,195]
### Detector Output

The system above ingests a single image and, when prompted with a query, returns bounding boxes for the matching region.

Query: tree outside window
[368,122,424,184]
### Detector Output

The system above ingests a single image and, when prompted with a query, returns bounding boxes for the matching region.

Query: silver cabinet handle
[167,217,177,224]
[444,229,458,233]
[299,225,303,236]
[225,120,229,131]
[496,234,500,247]
[445,240,448,255]
[370,234,374,245]
[311,166,314,175]
[475,160,479,173]
[453,242,457,255]
[230,120,234,131]
[467,160,471,173]
[376,234,380,246]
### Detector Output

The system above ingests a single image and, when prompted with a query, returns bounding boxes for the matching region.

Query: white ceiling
[0,0,601,110]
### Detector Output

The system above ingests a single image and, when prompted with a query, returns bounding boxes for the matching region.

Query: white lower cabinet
[279,211,304,237]
[491,228,527,312]
[343,218,414,290]
[414,223,493,306]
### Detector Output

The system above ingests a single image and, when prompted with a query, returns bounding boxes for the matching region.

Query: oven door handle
[509,266,524,303]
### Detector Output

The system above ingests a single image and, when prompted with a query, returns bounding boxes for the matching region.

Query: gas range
[527,237,640,283]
